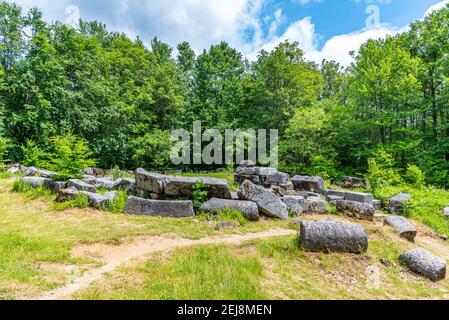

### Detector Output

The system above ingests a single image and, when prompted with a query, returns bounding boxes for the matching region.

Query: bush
[0,137,11,163]
[47,133,96,181]
[192,180,208,209]
[21,139,48,167]
[404,164,426,188]
[366,149,402,192]
[131,130,173,170]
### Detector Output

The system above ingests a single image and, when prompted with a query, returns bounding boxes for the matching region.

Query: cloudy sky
[10,0,449,66]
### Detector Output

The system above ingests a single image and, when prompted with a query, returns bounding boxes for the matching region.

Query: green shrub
[110,165,125,181]
[192,180,208,209]
[102,191,128,214]
[54,193,89,210]
[21,139,48,167]
[404,164,426,188]
[367,149,402,192]
[0,137,11,163]
[47,133,96,181]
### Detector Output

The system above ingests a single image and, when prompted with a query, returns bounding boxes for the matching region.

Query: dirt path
[37,228,296,300]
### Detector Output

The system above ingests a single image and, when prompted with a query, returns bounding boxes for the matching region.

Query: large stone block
[282,196,305,216]
[302,197,329,215]
[135,168,165,194]
[22,166,57,178]
[384,216,417,242]
[336,200,375,221]
[265,172,289,185]
[200,198,260,221]
[399,248,446,282]
[299,220,368,254]
[344,191,373,205]
[164,176,232,199]
[67,179,97,193]
[389,193,411,215]
[21,176,52,189]
[292,176,324,191]
[238,180,288,220]
[124,196,195,218]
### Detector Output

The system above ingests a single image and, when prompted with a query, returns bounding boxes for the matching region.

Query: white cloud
[425,0,449,17]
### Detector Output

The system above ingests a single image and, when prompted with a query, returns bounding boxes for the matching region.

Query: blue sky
[12,0,449,65]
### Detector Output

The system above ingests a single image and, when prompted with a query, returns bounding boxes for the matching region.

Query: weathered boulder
[344,191,373,205]
[302,197,329,215]
[280,182,294,191]
[92,177,117,189]
[336,200,375,221]
[135,168,165,194]
[292,175,324,191]
[238,180,288,220]
[442,208,449,218]
[255,167,277,176]
[200,198,260,221]
[46,180,67,193]
[67,179,97,193]
[82,191,118,208]
[342,176,367,189]
[216,221,236,230]
[384,216,417,242]
[265,172,289,185]
[164,176,232,199]
[56,188,79,202]
[83,167,103,177]
[21,176,52,189]
[389,193,411,214]
[236,166,257,175]
[373,199,382,211]
[399,248,446,282]
[113,178,136,193]
[318,189,346,199]
[7,164,21,174]
[124,196,195,218]
[282,196,304,216]
[22,166,57,178]
[240,160,255,168]
[299,220,368,254]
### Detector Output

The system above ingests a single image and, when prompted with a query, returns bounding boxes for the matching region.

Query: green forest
[1,2,449,186]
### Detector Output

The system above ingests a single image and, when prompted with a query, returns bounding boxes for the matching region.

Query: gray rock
[344,191,373,205]
[319,189,346,199]
[442,208,449,218]
[280,182,294,191]
[265,172,289,185]
[135,168,165,194]
[113,178,136,193]
[21,176,52,188]
[200,198,260,221]
[342,176,367,189]
[238,180,288,220]
[46,180,67,193]
[67,179,97,193]
[239,160,255,168]
[92,177,117,189]
[302,197,329,215]
[373,199,382,211]
[399,248,446,282]
[124,196,195,218]
[83,167,103,177]
[7,164,21,174]
[216,221,235,230]
[327,195,344,202]
[231,191,240,200]
[292,175,324,191]
[22,166,57,178]
[336,200,375,221]
[299,220,368,254]
[440,234,448,241]
[56,188,79,202]
[389,193,411,214]
[164,176,232,199]
[282,196,305,216]
[384,216,417,242]
[81,191,118,208]
[236,166,256,175]
[255,167,278,176]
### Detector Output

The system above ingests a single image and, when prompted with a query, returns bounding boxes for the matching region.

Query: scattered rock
[255,167,277,176]
[83,167,103,177]
[336,200,375,221]
[299,220,368,254]
[200,198,260,221]
[215,221,237,230]
[302,197,329,215]
[7,164,21,174]
[439,234,448,241]
[442,208,449,218]
[135,168,165,194]
[113,178,136,193]
[270,186,286,197]
[239,160,255,168]
[399,248,446,282]
[265,172,289,185]
[231,191,240,200]
[384,216,417,242]
[238,180,288,220]
[56,188,79,202]
[22,166,57,178]
[344,191,373,205]
[342,176,367,189]
[282,196,305,216]
[67,179,97,193]
[389,193,411,215]
[46,180,67,193]
[164,176,232,199]
[380,258,391,268]
[236,166,257,175]
[292,175,324,191]
[124,196,195,218]
[21,176,52,189]
[373,199,382,211]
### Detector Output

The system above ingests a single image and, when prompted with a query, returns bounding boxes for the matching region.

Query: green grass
[197,208,248,226]
[76,230,449,300]
[78,245,267,300]
[53,193,90,210]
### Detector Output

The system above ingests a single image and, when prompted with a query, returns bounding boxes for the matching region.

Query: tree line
[1,2,449,186]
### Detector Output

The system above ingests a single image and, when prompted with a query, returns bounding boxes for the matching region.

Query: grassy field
[0,176,287,299]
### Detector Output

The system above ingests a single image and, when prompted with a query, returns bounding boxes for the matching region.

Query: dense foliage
[1,2,449,186]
